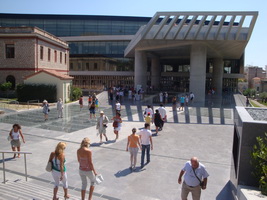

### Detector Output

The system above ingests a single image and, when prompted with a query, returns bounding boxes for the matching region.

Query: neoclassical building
[0,27,69,88]
[0,11,258,102]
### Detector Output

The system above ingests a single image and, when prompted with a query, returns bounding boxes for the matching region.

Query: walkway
[0,92,237,199]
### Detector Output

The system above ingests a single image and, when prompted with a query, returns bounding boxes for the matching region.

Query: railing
[27,99,39,110]
[0,151,32,183]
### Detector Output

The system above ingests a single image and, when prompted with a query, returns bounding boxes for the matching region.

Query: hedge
[17,84,57,102]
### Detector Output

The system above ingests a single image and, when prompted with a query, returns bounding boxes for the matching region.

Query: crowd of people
[7,89,210,200]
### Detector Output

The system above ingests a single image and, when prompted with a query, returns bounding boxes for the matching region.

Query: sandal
[64,195,70,199]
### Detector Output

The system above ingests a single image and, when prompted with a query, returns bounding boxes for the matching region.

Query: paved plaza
[0,92,239,199]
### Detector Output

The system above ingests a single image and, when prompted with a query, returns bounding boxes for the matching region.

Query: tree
[0,82,12,98]
[251,133,267,195]
[259,92,267,102]
[70,86,82,101]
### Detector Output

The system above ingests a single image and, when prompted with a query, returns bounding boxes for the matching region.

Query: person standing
[153,110,163,135]
[42,100,50,121]
[138,123,153,168]
[178,157,209,200]
[57,98,63,118]
[185,94,189,107]
[112,112,122,140]
[9,124,25,158]
[48,142,69,200]
[77,138,97,200]
[96,111,109,143]
[79,96,83,111]
[157,104,167,131]
[126,128,141,171]
[95,98,99,110]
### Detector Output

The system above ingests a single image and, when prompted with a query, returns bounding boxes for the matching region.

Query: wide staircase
[0,178,81,200]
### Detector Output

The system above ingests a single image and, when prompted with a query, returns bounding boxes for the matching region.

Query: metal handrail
[0,151,32,183]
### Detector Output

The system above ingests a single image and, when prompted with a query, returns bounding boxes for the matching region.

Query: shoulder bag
[46,154,53,172]
[192,167,205,189]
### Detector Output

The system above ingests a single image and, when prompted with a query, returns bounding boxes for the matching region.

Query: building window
[48,48,51,61]
[60,52,62,63]
[86,63,89,70]
[78,63,81,70]
[65,53,67,64]
[6,44,15,58]
[94,63,98,70]
[54,50,57,62]
[40,46,44,60]
[70,63,73,70]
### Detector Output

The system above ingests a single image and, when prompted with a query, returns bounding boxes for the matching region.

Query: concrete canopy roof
[124,11,258,59]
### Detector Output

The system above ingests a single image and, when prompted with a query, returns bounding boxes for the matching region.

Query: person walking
[88,95,92,106]
[144,113,152,129]
[115,101,121,114]
[57,98,63,118]
[9,124,25,158]
[112,112,122,140]
[153,110,163,135]
[42,100,50,121]
[143,105,154,117]
[172,96,177,110]
[95,98,99,110]
[48,142,69,200]
[157,104,167,131]
[126,128,141,171]
[89,101,96,119]
[159,92,163,103]
[77,138,97,200]
[178,157,209,200]
[190,92,195,104]
[138,123,153,168]
[179,95,185,111]
[79,96,83,111]
[96,111,109,143]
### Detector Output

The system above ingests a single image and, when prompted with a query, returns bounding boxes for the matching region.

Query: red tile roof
[24,69,74,80]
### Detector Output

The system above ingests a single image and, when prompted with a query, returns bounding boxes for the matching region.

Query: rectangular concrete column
[134,50,147,90]
[151,57,161,89]
[212,58,224,96]
[189,44,207,104]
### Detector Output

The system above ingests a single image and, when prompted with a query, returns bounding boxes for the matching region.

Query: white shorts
[51,170,68,188]
[79,170,96,190]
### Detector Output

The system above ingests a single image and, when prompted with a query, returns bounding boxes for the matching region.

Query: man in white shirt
[157,104,167,130]
[144,105,154,117]
[96,111,109,143]
[178,157,209,200]
[138,123,153,168]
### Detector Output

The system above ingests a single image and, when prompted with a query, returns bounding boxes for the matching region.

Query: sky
[0,0,266,69]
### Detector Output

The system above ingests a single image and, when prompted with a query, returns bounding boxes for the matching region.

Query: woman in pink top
[77,138,97,200]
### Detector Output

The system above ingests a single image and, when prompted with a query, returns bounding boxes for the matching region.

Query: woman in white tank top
[9,124,25,158]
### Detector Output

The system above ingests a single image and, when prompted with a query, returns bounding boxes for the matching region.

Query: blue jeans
[141,144,150,166]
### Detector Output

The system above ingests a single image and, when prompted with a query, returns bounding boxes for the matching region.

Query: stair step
[0,179,81,200]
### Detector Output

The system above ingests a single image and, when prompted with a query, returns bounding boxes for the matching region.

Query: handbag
[7,135,11,141]
[113,121,118,128]
[95,174,104,185]
[192,167,205,189]
[46,161,52,172]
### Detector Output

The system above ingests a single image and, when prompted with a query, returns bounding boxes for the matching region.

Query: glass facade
[0,14,150,37]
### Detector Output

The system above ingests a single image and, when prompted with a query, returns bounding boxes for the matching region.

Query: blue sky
[0,0,266,68]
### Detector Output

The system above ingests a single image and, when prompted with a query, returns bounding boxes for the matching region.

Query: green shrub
[251,133,267,195]
[70,86,82,101]
[16,84,57,102]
